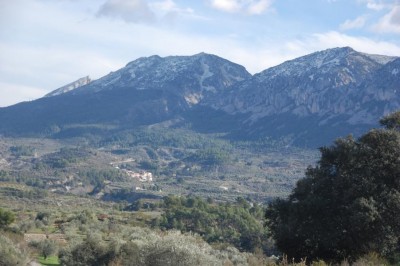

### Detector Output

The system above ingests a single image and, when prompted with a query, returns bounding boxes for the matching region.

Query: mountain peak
[210,47,399,146]
[327,46,355,54]
[125,55,162,68]
[67,52,251,107]
[256,47,389,80]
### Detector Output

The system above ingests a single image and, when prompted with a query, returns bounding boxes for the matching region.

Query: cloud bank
[373,5,400,33]
[340,16,367,30]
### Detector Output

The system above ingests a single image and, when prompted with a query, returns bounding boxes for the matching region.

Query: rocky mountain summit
[214,47,397,120]
[66,53,251,106]
[0,47,398,146]
[207,47,399,145]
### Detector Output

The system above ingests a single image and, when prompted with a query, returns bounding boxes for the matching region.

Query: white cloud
[340,16,367,30]
[96,0,197,25]
[373,5,400,33]
[149,0,197,24]
[0,82,47,107]
[96,0,156,23]
[208,0,273,15]
[285,31,400,58]
[151,0,177,11]
[0,41,123,102]
[357,0,391,11]
[247,0,273,15]
[209,0,241,13]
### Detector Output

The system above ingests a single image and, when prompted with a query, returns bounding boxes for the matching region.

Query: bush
[59,235,112,266]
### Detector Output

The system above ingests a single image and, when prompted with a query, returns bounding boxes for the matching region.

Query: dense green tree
[0,208,15,228]
[266,111,400,262]
[187,148,230,166]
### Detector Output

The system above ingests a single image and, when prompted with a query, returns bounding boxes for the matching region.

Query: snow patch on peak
[362,53,396,65]
[45,76,91,97]
[199,60,215,92]
[258,47,356,78]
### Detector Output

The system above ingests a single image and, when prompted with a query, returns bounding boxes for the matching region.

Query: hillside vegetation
[1,112,399,265]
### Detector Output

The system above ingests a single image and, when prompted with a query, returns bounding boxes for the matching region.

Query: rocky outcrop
[45,76,91,97]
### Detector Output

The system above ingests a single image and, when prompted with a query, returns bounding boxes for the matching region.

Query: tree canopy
[0,208,15,228]
[266,111,400,262]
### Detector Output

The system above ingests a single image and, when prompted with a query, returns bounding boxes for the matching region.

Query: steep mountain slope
[0,53,250,136]
[206,47,399,146]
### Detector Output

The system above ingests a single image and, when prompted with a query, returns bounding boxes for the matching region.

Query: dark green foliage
[186,148,230,166]
[0,208,15,228]
[0,186,48,199]
[139,160,158,171]
[43,147,88,169]
[10,145,35,157]
[100,127,232,151]
[156,195,270,253]
[266,111,400,262]
[80,169,126,189]
[36,211,51,223]
[59,236,113,266]
[380,111,400,130]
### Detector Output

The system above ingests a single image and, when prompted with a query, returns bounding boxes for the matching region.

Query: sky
[0,0,399,107]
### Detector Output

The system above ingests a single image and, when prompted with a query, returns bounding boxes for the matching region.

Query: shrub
[0,208,15,228]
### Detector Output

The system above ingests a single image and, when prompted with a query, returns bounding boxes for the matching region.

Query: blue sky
[0,0,399,107]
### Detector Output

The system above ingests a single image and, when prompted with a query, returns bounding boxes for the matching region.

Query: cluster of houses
[123,169,153,182]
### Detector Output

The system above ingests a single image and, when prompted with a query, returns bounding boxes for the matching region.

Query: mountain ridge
[204,47,399,145]
[1,47,399,147]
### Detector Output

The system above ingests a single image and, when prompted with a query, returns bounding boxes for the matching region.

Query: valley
[0,128,318,204]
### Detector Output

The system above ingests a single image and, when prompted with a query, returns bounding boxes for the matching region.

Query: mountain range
[0,47,399,147]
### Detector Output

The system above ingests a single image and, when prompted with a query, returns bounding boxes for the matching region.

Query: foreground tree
[40,239,57,259]
[0,234,29,266]
[266,111,400,262]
